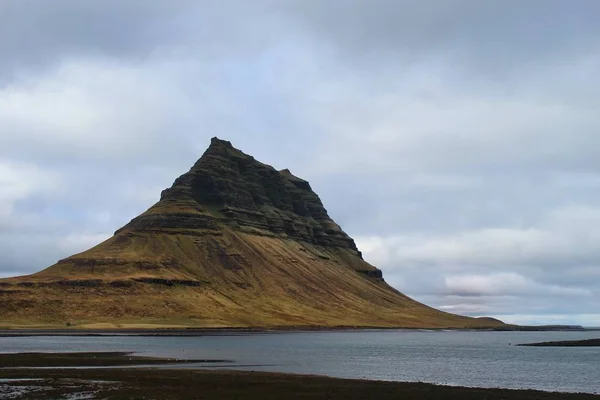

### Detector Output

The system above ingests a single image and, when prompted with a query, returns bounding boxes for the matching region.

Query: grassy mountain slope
[0,139,504,329]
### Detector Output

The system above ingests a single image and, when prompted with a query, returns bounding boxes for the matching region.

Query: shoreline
[0,352,598,399]
[2,367,598,399]
[0,325,595,337]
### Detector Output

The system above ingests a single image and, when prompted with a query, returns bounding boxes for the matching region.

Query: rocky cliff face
[118,138,362,255]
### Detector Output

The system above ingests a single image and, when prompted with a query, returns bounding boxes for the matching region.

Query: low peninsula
[519,338,600,347]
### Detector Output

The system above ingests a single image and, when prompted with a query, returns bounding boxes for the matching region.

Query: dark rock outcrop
[118,137,362,257]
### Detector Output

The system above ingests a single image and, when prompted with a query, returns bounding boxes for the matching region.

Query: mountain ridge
[0,138,504,329]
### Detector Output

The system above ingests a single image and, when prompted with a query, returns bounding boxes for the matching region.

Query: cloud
[443,273,592,298]
[354,205,600,319]
[0,58,196,163]
[281,0,600,79]
[296,67,600,176]
[355,204,600,272]
[0,1,599,325]
[0,0,196,80]
[492,314,600,327]
[0,161,61,229]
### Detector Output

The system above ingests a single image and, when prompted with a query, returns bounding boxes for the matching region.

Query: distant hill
[0,138,504,329]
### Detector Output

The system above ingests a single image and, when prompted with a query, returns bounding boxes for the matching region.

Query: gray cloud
[0,0,599,325]
[282,0,600,79]
[0,1,194,80]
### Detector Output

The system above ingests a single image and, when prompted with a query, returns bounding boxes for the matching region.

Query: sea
[1,330,599,394]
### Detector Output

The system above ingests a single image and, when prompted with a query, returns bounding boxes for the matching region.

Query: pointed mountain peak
[199,137,256,165]
[209,136,233,149]
[124,138,361,255]
[201,137,239,158]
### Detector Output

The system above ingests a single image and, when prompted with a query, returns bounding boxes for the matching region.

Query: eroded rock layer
[119,138,361,254]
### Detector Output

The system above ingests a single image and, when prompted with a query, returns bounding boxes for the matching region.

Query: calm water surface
[1,330,599,394]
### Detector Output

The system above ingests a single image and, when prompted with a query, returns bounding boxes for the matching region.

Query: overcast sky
[1,0,599,326]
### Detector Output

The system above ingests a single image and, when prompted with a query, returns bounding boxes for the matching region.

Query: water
[1,330,599,394]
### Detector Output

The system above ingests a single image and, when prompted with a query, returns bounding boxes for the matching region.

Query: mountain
[0,138,503,329]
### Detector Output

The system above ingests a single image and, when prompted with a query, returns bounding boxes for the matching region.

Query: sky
[1,0,599,326]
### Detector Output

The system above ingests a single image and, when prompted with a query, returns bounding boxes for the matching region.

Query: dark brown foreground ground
[519,338,600,347]
[0,351,231,367]
[1,352,598,399]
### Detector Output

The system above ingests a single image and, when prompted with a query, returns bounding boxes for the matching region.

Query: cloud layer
[1,1,599,325]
